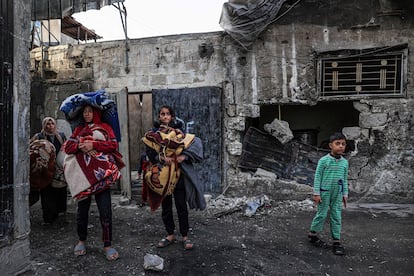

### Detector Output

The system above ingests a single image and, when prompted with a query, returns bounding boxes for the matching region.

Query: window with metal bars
[317,46,407,98]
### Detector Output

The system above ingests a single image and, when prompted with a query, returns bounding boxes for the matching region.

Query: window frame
[316,45,408,100]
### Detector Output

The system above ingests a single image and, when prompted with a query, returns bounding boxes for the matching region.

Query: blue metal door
[152,87,222,194]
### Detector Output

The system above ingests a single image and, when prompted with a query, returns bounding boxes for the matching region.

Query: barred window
[317,45,407,98]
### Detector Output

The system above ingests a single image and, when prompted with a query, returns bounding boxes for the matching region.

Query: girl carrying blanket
[143,105,206,250]
[63,103,123,261]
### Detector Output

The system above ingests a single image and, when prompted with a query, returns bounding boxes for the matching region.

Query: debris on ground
[143,253,164,271]
[25,193,414,276]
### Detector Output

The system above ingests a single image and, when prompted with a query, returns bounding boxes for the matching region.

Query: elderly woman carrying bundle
[29,117,67,225]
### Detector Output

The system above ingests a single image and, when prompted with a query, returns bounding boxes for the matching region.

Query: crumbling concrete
[264,119,294,144]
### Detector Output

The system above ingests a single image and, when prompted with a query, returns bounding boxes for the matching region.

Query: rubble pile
[204,194,315,218]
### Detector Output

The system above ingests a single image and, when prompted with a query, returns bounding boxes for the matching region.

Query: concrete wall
[30,32,228,197]
[33,33,226,92]
[0,1,32,275]
[30,0,414,203]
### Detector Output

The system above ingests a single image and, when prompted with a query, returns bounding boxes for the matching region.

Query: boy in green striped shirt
[308,132,348,255]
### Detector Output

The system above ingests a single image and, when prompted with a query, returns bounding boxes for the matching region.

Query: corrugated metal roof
[32,0,125,20]
[61,16,102,41]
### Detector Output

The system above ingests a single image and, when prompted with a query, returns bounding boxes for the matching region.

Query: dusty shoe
[157,237,176,248]
[104,247,119,261]
[74,242,86,256]
[183,239,194,250]
[308,235,327,248]
[333,243,345,255]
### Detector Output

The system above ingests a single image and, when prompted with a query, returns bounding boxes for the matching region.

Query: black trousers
[30,185,67,223]
[161,177,189,237]
[77,188,113,247]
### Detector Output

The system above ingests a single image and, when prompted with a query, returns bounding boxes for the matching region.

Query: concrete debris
[143,253,164,271]
[118,196,131,206]
[206,194,315,218]
[253,168,277,179]
[27,193,414,275]
[245,195,269,216]
[263,118,294,144]
[348,203,414,217]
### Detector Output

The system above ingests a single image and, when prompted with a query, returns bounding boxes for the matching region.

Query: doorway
[128,92,153,172]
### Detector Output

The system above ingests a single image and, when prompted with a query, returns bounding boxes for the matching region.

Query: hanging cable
[113,2,130,73]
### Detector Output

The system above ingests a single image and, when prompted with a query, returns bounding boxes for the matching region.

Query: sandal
[104,247,119,261]
[183,239,194,250]
[308,235,327,248]
[333,243,345,255]
[74,242,86,256]
[157,237,176,248]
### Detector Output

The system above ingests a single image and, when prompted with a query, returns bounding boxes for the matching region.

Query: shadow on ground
[23,192,414,276]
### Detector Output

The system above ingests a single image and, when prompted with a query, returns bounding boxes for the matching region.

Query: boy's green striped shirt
[313,154,349,196]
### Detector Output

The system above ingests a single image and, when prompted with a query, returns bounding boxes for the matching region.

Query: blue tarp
[59,89,122,142]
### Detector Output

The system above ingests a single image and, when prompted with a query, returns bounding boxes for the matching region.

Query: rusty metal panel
[239,127,292,176]
[0,0,14,242]
[239,127,329,185]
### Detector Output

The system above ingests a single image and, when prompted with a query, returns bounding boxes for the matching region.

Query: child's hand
[342,196,347,208]
[160,155,173,165]
[313,195,321,205]
[176,155,186,163]
[79,141,93,152]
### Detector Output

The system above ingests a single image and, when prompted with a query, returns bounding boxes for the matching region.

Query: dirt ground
[23,188,414,276]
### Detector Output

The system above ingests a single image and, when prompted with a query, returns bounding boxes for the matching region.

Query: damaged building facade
[30,0,414,205]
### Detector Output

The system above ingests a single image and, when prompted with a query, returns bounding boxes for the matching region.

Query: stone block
[226,104,237,117]
[227,141,243,156]
[224,82,235,105]
[359,113,388,128]
[253,168,277,180]
[150,74,167,85]
[353,102,370,112]
[342,126,362,140]
[68,44,86,58]
[227,117,245,131]
[243,104,260,118]
[119,196,131,206]
[264,119,293,144]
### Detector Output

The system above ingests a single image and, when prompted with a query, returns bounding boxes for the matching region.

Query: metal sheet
[31,0,125,20]
[239,127,329,185]
[152,87,222,194]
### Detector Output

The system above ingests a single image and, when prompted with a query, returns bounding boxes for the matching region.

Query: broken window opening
[259,101,359,148]
[239,101,359,184]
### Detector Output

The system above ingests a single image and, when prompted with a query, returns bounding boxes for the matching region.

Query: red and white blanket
[64,124,122,200]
